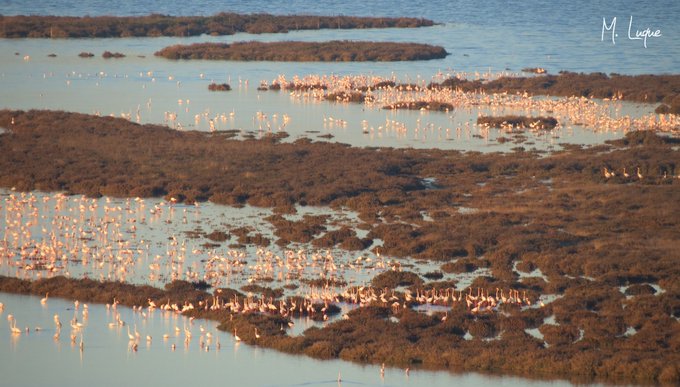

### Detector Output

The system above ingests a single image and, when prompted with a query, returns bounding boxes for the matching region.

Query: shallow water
[0,188,484,299]
[0,293,587,387]
[0,36,641,152]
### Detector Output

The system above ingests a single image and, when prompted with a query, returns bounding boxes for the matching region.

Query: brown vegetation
[155,41,448,62]
[102,51,125,58]
[521,67,547,74]
[0,110,679,383]
[208,83,231,91]
[0,13,435,38]
[655,102,680,115]
[0,275,210,309]
[372,270,423,288]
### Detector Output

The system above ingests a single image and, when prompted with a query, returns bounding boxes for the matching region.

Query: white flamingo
[9,316,22,334]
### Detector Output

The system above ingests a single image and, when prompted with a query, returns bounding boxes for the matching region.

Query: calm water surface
[0,293,586,387]
[0,36,653,151]
[1,0,678,74]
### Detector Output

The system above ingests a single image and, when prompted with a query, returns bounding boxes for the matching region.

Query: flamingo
[9,316,22,334]
[234,329,241,342]
[41,292,49,305]
[255,328,261,339]
[70,317,83,330]
[127,326,135,341]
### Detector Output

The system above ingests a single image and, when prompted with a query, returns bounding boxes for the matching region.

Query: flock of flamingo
[1,281,541,356]
[0,189,548,337]
[0,190,394,288]
[40,67,679,146]
[168,69,679,144]
[265,71,679,139]
[603,166,680,180]
[1,188,546,299]
[1,292,228,354]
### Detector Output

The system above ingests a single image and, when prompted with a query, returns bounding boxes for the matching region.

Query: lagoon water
[0,293,580,387]
[1,1,678,151]
[1,1,678,386]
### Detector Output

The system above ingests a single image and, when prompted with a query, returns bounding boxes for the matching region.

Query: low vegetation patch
[155,41,448,62]
[0,13,436,38]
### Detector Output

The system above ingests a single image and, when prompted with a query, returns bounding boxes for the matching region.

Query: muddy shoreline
[0,110,679,383]
[0,13,435,38]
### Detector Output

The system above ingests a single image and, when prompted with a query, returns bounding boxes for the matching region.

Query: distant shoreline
[0,13,436,38]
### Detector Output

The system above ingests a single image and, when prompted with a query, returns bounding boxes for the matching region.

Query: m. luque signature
[602,16,661,48]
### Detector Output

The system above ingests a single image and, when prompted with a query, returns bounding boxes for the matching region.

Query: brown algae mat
[0,110,679,384]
